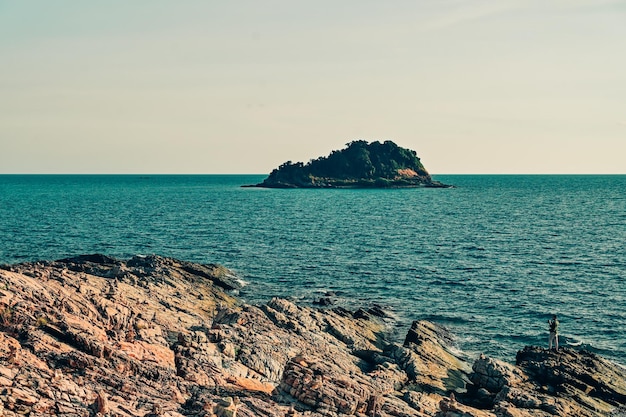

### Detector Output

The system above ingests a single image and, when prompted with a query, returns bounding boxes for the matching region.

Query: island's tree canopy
[254,140,449,188]
[266,140,430,182]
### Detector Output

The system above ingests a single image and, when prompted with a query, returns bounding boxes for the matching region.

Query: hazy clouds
[1,1,624,173]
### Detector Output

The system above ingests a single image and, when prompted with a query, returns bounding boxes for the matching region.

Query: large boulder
[470,354,525,393]
[515,346,626,415]
[386,320,471,394]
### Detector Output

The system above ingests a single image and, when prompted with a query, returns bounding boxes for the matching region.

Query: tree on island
[251,140,450,188]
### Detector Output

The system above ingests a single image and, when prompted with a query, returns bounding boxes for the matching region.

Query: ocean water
[0,174,624,365]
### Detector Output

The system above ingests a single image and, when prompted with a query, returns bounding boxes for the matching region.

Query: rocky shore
[1,255,625,416]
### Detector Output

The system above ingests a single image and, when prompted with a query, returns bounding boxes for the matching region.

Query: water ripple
[0,174,624,365]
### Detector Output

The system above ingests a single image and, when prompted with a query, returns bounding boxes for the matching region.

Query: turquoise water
[1,174,624,364]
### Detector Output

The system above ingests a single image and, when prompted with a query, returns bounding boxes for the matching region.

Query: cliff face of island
[1,255,625,417]
[249,141,451,188]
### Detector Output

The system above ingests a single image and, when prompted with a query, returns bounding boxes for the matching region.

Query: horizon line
[1,173,624,176]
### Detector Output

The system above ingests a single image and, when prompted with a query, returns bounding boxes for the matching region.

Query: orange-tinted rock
[1,255,624,417]
[116,340,175,368]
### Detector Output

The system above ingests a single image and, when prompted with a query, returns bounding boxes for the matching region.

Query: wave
[463,245,485,251]
[559,336,617,357]
[429,279,469,287]
[419,313,471,325]
[564,337,584,347]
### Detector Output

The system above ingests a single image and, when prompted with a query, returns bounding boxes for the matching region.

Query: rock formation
[247,140,451,188]
[1,255,625,416]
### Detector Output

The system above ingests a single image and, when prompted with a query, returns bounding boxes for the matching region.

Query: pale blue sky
[1,1,624,174]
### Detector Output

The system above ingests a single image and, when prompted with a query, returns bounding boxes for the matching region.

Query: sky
[0,0,625,174]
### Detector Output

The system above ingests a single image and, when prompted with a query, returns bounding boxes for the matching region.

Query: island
[1,255,625,416]
[246,140,451,188]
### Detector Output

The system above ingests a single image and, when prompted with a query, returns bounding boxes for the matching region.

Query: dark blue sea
[1,175,624,365]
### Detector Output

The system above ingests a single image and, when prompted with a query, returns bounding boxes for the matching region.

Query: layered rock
[463,348,626,416]
[1,255,625,417]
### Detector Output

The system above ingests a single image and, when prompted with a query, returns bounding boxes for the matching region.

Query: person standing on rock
[548,314,559,351]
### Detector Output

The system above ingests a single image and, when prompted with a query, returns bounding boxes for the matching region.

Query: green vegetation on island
[249,140,451,188]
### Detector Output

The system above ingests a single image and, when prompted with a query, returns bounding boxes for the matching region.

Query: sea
[0,174,624,366]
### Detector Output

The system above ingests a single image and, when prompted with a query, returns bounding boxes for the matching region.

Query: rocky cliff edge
[1,255,625,417]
